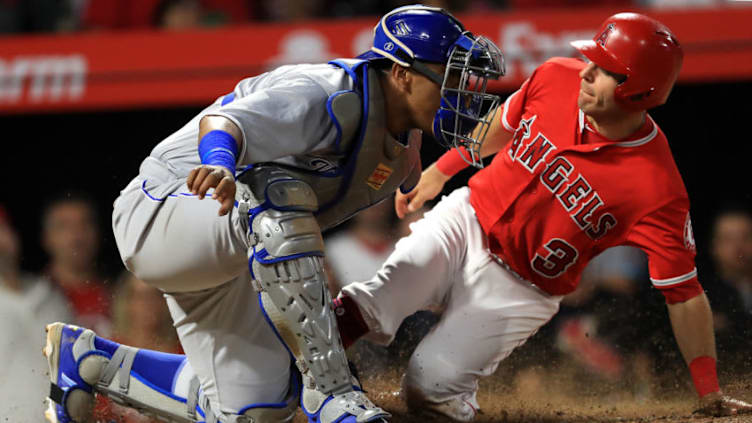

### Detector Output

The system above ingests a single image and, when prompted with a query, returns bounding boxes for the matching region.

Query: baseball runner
[41,5,504,423]
[331,13,752,421]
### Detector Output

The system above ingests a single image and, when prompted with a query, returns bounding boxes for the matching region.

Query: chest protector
[241,59,423,231]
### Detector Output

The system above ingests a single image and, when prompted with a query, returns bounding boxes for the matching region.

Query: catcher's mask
[358,5,505,168]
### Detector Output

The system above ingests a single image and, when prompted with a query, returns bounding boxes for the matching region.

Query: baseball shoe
[407,398,477,422]
[403,383,478,422]
[300,368,390,423]
[43,322,108,423]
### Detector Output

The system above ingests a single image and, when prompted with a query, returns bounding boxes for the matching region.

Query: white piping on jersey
[616,118,658,147]
[502,89,520,132]
[578,109,658,147]
[650,268,697,287]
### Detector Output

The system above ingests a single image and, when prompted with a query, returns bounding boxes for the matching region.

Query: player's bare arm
[395,107,512,218]
[478,108,514,158]
[187,115,243,216]
[667,292,752,416]
[395,164,450,218]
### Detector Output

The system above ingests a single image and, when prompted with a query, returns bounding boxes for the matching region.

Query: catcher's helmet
[571,12,683,110]
[359,5,467,65]
[358,5,504,168]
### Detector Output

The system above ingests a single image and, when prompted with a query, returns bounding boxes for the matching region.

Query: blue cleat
[43,322,108,423]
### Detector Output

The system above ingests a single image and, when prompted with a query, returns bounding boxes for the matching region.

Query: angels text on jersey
[508,115,618,278]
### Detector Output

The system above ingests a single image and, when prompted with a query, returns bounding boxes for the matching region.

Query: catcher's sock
[332,294,369,349]
[92,335,193,398]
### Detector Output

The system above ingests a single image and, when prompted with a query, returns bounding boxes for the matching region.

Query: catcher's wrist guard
[199,130,238,175]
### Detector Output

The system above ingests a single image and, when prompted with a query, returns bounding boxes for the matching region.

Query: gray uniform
[112,61,419,415]
[115,63,345,292]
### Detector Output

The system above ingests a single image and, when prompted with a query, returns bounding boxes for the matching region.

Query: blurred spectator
[94,271,181,423]
[326,199,438,371]
[260,0,326,21]
[327,0,380,17]
[638,0,721,9]
[154,0,258,28]
[703,205,752,366]
[0,205,73,421]
[82,0,160,30]
[508,0,630,9]
[325,197,396,372]
[42,191,112,336]
[326,0,493,18]
[0,204,73,329]
[82,0,257,31]
[561,246,647,307]
[325,197,397,292]
[154,0,203,29]
[0,0,77,33]
[201,0,259,24]
[110,270,180,352]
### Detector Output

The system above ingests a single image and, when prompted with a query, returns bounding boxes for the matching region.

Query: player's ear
[389,62,412,93]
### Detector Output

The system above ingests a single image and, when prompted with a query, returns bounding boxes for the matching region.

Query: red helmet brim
[570,40,629,76]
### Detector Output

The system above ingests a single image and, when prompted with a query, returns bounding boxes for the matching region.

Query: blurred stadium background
[1,0,751,422]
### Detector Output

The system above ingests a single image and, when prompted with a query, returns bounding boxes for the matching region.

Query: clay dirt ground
[292,367,752,423]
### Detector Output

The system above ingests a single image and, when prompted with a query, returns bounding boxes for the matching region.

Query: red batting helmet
[571,12,684,110]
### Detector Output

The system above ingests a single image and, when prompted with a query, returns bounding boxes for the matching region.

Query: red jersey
[469,58,698,297]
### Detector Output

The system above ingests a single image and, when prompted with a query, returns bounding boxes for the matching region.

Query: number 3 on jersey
[531,238,579,278]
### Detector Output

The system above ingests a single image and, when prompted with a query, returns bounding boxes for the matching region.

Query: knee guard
[237,167,352,396]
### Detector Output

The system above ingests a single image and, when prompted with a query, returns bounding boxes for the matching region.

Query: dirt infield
[292,368,752,423]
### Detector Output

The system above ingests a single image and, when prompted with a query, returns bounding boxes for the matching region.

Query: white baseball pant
[342,187,563,412]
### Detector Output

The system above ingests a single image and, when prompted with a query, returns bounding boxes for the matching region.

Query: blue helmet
[359,5,467,65]
[358,5,505,168]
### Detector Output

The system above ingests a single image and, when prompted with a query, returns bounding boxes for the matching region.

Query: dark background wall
[3,79,751,278]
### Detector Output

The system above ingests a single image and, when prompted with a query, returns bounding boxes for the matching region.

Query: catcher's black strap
[49,383,65,404]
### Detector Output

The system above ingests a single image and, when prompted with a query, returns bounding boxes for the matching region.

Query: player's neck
[586,110,646,141]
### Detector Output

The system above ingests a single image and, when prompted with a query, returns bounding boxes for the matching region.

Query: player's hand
[187,164,236,216]
[694,391,752,417]
[395,163,450,219]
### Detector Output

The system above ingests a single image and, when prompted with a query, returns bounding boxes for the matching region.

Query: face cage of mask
[436,36,504,168]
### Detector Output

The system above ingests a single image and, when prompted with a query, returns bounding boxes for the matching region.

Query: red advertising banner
[0,5,751,113]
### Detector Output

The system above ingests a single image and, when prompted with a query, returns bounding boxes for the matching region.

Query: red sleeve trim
[501,89,520,132]
[650,268,697,287]
[658,277,703,304]
[435,147,472,177]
